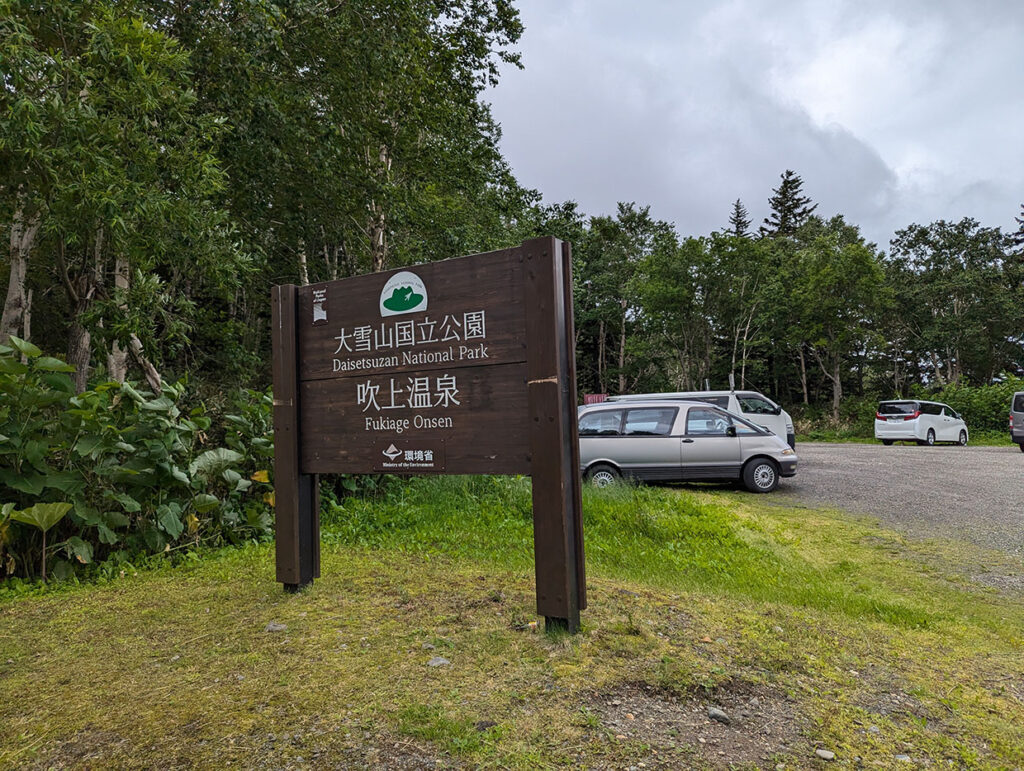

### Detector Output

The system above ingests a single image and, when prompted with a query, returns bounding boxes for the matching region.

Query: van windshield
[878,401,918,415]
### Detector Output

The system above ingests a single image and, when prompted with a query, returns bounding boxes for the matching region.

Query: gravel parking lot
[776,442,1024,559]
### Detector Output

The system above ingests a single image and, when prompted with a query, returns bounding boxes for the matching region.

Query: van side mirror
[772,405,782,415]
[726,425,737,437]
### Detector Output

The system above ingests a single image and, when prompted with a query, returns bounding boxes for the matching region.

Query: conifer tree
[760,170,817,237]
[727,198,751,237]
[1012,202,1024,247]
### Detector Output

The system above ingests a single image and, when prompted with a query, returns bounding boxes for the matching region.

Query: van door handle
[681,438,694,443]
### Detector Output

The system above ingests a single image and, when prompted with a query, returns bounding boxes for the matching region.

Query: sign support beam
[523,237,586,633]
[271,284,320,591]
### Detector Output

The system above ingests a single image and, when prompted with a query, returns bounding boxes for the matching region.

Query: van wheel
[1019,443,1024,453]
[587,464,620,487]
[881,440,893,446]
[958,430,968,446]
[743,458,779,493]
[925,429,936,446]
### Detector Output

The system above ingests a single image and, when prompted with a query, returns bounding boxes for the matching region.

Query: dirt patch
[588,681,808,769]
[856,689,930,721]
[27,728,128,769]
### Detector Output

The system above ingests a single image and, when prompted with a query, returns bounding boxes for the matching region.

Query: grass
[2,478,1024,768]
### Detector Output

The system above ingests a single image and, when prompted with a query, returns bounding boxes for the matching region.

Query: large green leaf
[23,440,50,472]
[9,502,73,533]
[193,493,220,513]
[65,536,93,563]
[97,524,119,545]
[74,434,106,458]
[0,469,46,496]
[157,505,184,539]
[0,357,29,375]
[44,471,86,495]
[35,356,76,372]
[7,335,41,358]
[189,448,243,481]
[112,492,142,513]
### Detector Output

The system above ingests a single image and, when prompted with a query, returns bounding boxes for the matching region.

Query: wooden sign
[272,237,586,632]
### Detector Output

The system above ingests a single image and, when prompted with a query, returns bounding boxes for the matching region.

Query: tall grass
[324,476,938,628]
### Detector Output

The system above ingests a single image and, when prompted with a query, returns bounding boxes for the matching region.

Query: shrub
[911,377,1023,433]
[0,338,274,581]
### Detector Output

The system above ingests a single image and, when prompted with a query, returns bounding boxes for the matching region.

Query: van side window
[686,407,731,436]
[737,394,776,414]
[623,408,676,436]
[579,410,622,436]
[942,406,960,419]
[920,403,942,415]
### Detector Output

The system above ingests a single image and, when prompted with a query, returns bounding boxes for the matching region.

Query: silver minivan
[606,390,795,449]
[1011,391,1024,452]
[578,399,798,493]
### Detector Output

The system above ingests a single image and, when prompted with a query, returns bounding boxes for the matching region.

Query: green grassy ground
[2,478,1023,769]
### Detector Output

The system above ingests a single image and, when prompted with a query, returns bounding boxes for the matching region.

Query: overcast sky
[485,0,1024,250]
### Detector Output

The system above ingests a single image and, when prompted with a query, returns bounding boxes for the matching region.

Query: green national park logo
[379,271,428,317]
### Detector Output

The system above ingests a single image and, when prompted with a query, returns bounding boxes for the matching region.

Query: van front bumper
[780,458,797,477]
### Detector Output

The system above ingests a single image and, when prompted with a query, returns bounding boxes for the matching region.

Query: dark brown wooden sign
[272,237,585,632]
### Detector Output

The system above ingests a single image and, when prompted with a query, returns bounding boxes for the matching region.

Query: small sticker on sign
[312,287,327,324]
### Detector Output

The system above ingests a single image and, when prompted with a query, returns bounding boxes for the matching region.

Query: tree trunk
[67,313,92,393]
[107,253,130,381]
[617,305,626,394]
[2,208,41,341]
[369,143,393,273]
[798,345,809,404]
[928,351,946,386]
[298,240,310,286]
[831,359,842,421]
[129,334,162,394]
[22,289,32,355]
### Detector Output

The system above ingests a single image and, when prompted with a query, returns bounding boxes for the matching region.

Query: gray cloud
[487,1,1024,249]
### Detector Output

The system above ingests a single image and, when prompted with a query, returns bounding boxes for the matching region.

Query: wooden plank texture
[299,362,530,475]
[297,248,526,382]
[271,285,301,585]
[522,236,584,631]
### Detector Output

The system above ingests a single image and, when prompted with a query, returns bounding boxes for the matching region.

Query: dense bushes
[911,377,1023,433]
[0,338,274,582]
[794,378,1022,439]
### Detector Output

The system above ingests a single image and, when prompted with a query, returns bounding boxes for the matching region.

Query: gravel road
[776,442,1024,559]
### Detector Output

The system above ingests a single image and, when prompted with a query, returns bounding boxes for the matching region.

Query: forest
[1,1,1023,578]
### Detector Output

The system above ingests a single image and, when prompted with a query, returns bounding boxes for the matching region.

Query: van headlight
[781,448,795,456]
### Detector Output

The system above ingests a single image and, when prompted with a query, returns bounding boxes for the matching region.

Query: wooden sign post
[271,237,585,632]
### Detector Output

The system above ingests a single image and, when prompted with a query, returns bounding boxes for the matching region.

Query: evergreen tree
[727,198,751,237]
[760,170,818,237]
[1013,203,1024,247]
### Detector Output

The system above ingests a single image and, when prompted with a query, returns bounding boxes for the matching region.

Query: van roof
[579,399,715,411]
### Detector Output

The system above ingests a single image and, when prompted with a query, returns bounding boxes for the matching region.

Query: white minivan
[874,400,969,446]
[606,390,795,448]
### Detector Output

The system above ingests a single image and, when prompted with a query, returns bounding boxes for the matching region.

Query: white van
[874,400,969,446]
[606,390,795,448]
